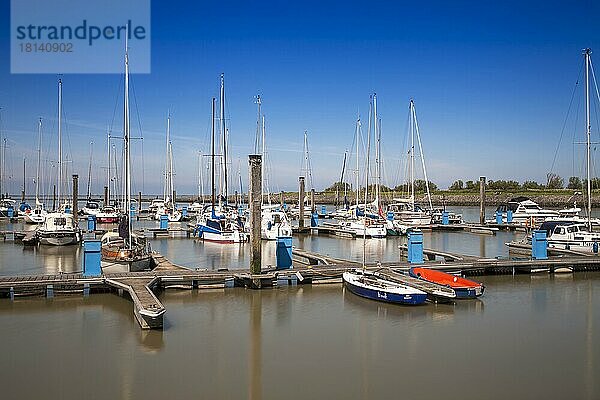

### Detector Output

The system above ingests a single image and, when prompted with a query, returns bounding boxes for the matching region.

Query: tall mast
[123,35,132,246]
[374,93,380,210]
[585,48,592,230]
[198,151,204,202]
[356,116,360,208]
[57,78,62,207]
[220,73,228,203]
[106,129,111,205]
[412,101,433,210]
[254,95,261,154]
[36,118,42,206]
[409,100,415,207]
[365,96,372,206]
[211,97,216,215]
[164,114,171,203]
[22,156,25,201]
[169,141,175,202]
[261,114,266,205]
[365,97,373,208]
[86,141,93,199]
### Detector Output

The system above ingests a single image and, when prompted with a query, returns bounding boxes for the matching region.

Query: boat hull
[343,273,427,305]
[409,267,484,299]
[37,231,80,246]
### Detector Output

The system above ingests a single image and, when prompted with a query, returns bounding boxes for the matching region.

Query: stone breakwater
[173,191,598,208]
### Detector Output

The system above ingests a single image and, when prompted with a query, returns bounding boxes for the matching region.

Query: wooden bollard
[249,154,262,275]
[104,186,109,207]
[72,174,78,216]
[311,188,315,213]
[299,176,305,230]
[479,176,486,225]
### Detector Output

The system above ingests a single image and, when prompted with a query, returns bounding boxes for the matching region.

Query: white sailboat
[101,38,152,271]
[337,96,386,238]
[96,130,120,223]
[255,97,292,240]
[36,79,82,245]
[193,87,247,244]
[82,141,101,216]
[155,114,182,222]
[24,118,47,224]
[387,99,433,230]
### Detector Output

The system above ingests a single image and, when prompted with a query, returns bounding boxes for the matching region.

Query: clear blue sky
[1,0,600,196]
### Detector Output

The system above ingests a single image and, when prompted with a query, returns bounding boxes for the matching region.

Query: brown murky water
[0,207,599,399]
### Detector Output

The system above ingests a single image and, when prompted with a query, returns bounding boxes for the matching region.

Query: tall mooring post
[280,191,284,209]
[52,184,56,211]
[249,154,262,275]
[299,176,305,230]
[479,176,486,225]
[172,190,176,206]
[72,174,78,217]
[310,188,315,213]
[138,191,142,213]
[104,186,109,206]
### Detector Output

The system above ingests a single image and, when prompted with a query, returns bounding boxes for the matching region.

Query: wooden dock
[1,250,600,330]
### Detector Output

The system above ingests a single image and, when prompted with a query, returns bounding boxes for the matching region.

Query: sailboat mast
[164,115,170,202]
[36,118,42,205]
[356,117,360,208]
[261,121,265,205]
[220,74,228,204]
[57,79,62,207]
[0,108,3,198]
[374,94,380,210]
[585,48,592,230]
[365,97,372,207]
[409,100,415,207]
[123,38,132,246]
[211,97,216,214]
[412,101,433,210]
[198,151,203,202]
[86,141,93,199]
[22,157,25,201]
[106,129,111,205]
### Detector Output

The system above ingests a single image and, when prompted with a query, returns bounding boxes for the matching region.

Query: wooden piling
[299,176,305,230]
[172,190,176,205]
[138,191,142,211]
[280,191,284,208]
[104,186,109,207]
[311,188,316,213]
[249,154,262,275]
[52,184,56,211]
[479,176,486,225]
[72,174,78,216]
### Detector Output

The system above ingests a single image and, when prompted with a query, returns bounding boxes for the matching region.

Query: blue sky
[1,0,600,196]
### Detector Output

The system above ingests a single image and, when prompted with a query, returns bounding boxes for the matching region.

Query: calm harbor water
[0,206,599,399]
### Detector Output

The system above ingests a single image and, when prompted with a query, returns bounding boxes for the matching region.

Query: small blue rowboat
[343,269,427,305]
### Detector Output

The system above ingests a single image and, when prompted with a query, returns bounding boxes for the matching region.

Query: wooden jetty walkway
[1,250,600,330]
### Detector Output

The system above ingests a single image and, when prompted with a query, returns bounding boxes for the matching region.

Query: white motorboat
[37,211,81,246]
[261,207,293,240]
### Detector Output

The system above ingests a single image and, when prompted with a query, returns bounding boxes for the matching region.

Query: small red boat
[409,267,484,299]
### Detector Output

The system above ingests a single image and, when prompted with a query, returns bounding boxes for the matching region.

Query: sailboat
[193,86,247,243]
[386,99,433,232]
[96,130,120,223]
[155,115,182,222]
[0,115,17,217]
[543,49,600,252]
[101,39,152,271]
[254,98,293,240]
[188,151,205,215]
[36,79,82,245]
[343,186,426,305]
[24,118,47,224]
[82,141,101,215]
[336,96,386,238]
